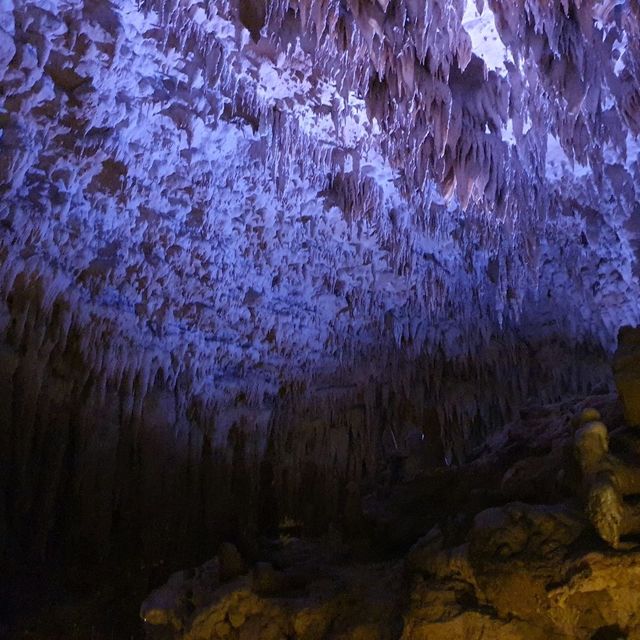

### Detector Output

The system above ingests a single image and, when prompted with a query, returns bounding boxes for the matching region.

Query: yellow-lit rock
[614,326,640,427]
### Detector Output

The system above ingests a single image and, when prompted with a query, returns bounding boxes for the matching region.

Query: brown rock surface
[614,326,640,427]
[141,394,640,640]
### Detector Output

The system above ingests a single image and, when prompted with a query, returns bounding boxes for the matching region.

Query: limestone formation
[614,326,640,427]
[2,0,640,637]
[574,409,640,548]
[141,539,401,640]
[140,394,640,640]
[2,0,638,572]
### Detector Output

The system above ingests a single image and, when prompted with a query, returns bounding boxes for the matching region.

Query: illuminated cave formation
[1,0,640,637]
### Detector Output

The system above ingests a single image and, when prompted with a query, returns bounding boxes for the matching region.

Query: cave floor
[6,392,640,640]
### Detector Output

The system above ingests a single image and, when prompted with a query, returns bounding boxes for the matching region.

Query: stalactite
[1,0,639,565]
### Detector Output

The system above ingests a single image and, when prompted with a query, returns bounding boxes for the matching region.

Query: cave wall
[1,0,639,565]
[0,273,612,564]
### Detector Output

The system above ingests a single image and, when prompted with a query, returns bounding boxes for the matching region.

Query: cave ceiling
[1,0,639,404]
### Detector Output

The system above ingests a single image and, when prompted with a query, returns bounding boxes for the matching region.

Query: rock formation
[140,392,640,640]
[1,0,640,637]
[614,326,640,426]
[574,409,640,548]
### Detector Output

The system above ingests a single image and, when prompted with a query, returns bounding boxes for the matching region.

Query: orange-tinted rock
[614,326,640,426]
[140,393,640,639]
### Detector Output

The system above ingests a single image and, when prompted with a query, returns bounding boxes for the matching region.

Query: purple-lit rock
[1,0,640,635]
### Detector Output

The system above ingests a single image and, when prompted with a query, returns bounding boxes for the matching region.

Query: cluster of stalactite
[1,0,639,574]
[0,264,612,564]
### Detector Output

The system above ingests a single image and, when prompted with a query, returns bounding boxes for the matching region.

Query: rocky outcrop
[404,505,640,640]
[140,394,640,640]
[141,504,640,640]
[614,326,640,426]
[141,540,402,640]
[574,411,640,548]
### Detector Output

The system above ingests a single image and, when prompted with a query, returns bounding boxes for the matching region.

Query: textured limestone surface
[614,326,640,426]
[1,0,639,404]
[1,0,640,632]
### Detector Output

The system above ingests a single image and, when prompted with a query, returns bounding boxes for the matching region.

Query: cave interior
[1,0,640,638]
